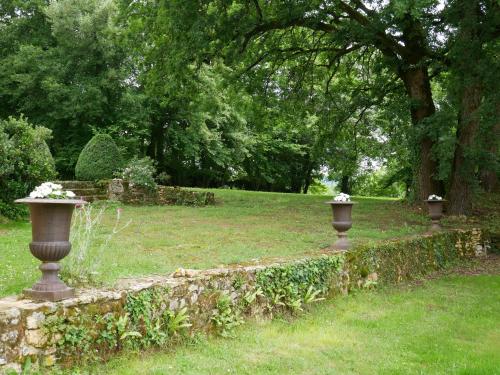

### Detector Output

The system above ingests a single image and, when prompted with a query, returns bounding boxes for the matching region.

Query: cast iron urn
[326,201,355,251]
[15,198,86,301]
[425,199,445,231]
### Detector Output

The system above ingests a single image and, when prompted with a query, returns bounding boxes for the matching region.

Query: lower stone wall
[58,180,216,206]
[107,179,215,206]
[0,229,489,373]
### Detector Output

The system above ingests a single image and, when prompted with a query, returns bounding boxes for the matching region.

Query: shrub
[75,134,123,181]
[0,116,56,219]
[156,171,171,185]
[121,157,157,191]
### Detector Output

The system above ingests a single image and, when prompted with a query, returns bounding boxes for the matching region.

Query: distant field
[0,189,430,297]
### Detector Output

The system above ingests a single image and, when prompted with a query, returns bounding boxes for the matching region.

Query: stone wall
[108,180,215,206]
[0,229,489,373]
[58,180,215,206]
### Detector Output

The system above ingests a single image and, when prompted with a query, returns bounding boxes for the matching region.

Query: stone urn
[326,201,355,251]
[426,199,445,231]
[15,198,86,301]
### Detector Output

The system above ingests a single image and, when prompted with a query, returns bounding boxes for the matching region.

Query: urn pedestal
[425,199,445,231]
[326,201,355,251]
[15,198,85,301]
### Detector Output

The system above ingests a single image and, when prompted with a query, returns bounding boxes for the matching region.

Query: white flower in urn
[29,182,77,199]
[428,194,443,201]
[334,192,351,202]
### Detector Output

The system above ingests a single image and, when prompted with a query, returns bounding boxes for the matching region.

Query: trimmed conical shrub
[75,134,123,181]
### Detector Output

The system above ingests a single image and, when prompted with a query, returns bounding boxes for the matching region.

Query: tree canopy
[0,0,498,214]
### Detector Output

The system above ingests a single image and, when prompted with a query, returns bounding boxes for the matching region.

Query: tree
[0,0,145,177]
[130,0,453,200]
[446,0,500,214]
[0,116,56,218]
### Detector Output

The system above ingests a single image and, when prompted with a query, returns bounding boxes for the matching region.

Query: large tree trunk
[147,121,165,169]
[447,0,484,215]
[479,115,500,193]
[448,84,482,214]
[340,175,351,194]
[401,66,442,201]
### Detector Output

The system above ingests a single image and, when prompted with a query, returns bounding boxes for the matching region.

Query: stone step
[69,188,106,194]
[55,181,101,189]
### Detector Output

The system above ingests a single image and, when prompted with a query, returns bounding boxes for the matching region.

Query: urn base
[24,287,75,302]
[333,232,350,251]
[430,220,442,231]
[23,262,75,302]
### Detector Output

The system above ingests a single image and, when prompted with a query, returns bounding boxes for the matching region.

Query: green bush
[75,134,123,181]
[121,157,157,191]
[0,116,57,219]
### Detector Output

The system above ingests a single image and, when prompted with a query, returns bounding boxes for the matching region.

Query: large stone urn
[426,199,445,231]
[15,198,85,301]
[326,201,355,251]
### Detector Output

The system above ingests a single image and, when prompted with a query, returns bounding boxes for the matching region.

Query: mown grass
[91,273,500,375]
[0,189,430,297]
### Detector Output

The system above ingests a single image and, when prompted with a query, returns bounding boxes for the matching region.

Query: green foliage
[121,157,157,191]
[91,275,500,375]
[75,134,123,181]
[1,0,498,211]
[0,0,143,177]
[231,274,245,290]
[351,169,406,198]
[307,180,329,195]
[43,286,191,364]
[0,116,56,219]
[256,256,344,313]
[44,314,94,359]
[211,293,244,337]
[125,287,191,348]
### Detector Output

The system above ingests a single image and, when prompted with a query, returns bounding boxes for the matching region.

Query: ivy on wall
[256,256,344,313]
[43,287,191,365]
[346,230,480,286]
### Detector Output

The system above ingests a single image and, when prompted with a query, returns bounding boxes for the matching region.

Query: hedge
[75,134,123,181]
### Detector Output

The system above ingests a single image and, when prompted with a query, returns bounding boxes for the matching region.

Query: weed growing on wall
[125,287,191,348]
[43,287,191,365]
[256,256,344,314]
[211,294,244,337]
[61,204,130,286]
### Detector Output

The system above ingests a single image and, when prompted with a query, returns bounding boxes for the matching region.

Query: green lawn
[0,190,430,297]
[93,272,500,375]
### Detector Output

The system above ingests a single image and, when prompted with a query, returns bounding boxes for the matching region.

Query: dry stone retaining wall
[58,180,215,206]
[0,229,489,373]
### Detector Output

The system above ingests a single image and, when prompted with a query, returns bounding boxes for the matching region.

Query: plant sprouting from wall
[61,203,131,286]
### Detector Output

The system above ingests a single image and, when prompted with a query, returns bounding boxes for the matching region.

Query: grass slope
[0,190,429,297]
[97,272,500,375]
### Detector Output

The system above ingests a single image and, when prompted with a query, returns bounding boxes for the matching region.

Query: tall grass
[62,204,130,286]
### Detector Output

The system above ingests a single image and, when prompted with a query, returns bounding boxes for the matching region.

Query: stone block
[26,312,45,330]
[0,331,18,344]
[25,330,47,348]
